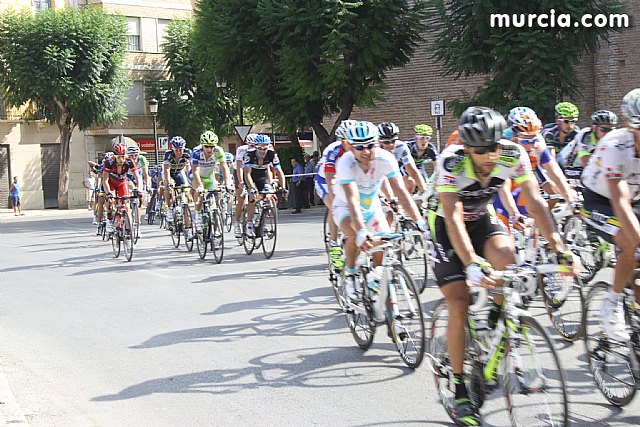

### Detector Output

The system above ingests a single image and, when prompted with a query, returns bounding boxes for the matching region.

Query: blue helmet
[246,133,259,144]
[170,136,186,148]
[254,134,271,146]
[345,121,378,144]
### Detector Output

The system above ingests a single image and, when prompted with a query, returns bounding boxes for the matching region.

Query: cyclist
[334,121,425,302]
[243,135,286,237]
[147,164,164,220]
[377,122,427,195]
[493,107,576,228]
[163,136,192,224]
[575,110,618,169]
[234,133,257,238]
[191,131,231,232]
[315,120,357,269]
[405,124,438,190]
[102,144,141,233]
[222,152,235,187]
[126,144,150,228]
[430,106,574,425]
[581,89,640,341]
[541,102,580,155]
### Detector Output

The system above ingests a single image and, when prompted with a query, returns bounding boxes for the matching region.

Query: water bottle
[367,266,385,321]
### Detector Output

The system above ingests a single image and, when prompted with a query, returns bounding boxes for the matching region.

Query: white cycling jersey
[582,128,640,200]
[235,144,250,168]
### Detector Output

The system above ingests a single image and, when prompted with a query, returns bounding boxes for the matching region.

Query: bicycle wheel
[564,216,601,283]
[388,264,425,368]
[399,221,428,293]
[538,271,586,341]
[345,270,376,349]
[583,281,637,406]
[131,202,140,245]
[100,221,107,241]
[323,207,330,254]
[111,217,121,258]
[502,315,568,426]
[243,220,256,255]
[171,215,181,248]
[225,195,234,232]
[122,213,134,262]
[196,211,210,260]
[147,196,156,225]
[211,210,224,264]
[429,300,486,421]
[261,207,277,259]
[183,205,194,252]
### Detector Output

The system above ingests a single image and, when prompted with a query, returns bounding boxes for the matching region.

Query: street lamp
[148,98,159,164]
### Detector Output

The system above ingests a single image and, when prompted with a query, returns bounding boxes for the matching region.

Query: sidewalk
[0,208,91,221]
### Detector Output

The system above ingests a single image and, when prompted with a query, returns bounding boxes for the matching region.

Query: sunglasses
[202,144,215,148]
[256,146,269,150]
[597,126,613,133]
[380,139,397,145]
[115,155,127,160]
[561,119,578,124]
[472,144,501,155]
[416,135,432,140]
[353,143,377,151]
[515,137,535,145]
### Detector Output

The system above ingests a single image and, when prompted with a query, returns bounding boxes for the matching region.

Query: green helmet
[414,124,433,136]
[554,102,579,119]
[200,130,219,146]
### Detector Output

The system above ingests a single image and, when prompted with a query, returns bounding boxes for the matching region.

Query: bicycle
[146,188,163,226]
[130,189,141,245]
[168,185,194,252]
[108,195,135,262]
[340,233,426,368]
[195,189,224,263]
[243,188,283,259]
[427,264,568,426]
[583,269,640,407]
[218,188,235,233]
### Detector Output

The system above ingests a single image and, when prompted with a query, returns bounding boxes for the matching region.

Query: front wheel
[345,269,376,349]
[183,205,194,252]
[502,316,568,426]
[538,271,585,341]
[398,220,428,293]
[583,281,637,406]
[131,202,140,245]
[122,213,134,262]
[388,265,425,368]
[261,207,277,259]
[211,210,224,264]
[196,212,210,260]
[111,218,121,258]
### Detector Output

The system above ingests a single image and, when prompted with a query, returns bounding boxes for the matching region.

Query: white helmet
[334,120,358,140]
[622,88,640,129]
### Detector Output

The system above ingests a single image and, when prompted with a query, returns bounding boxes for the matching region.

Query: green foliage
[0,7,130,129]
[426,0,626,121]
[146,19,239,148]
[193,0,428,147]
[275,145,304,175]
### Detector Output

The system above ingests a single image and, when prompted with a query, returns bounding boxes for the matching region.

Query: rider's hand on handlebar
[466,260,496,289]
[356,229,374,251]
[553,250,580,276]
[196,185,205,193]
[509,213,527,232]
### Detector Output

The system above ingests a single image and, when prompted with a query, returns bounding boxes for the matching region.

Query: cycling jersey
[581,128,640,200]
[406,138,438,179]
[244,148,281,193]
[127,154,148,186]
[163,149,192,175]
[390,140,416,176]
[319,141,345,178]
[431,142,533,221]
[575,128,598,161]
[541,123,580,153]
[103,157,137,196]
[191,145,226,177]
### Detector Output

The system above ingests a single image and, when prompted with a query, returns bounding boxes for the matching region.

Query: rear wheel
[183,205,194,252]
[346,270,376,349]
[196,211,210,260]
[111,216,121,258]
[243,219,255,255]
[323,207,330,254]
[539,271,586,341]
[261,207,277,259]
[170,214,181,248]
[211,210,224,264]
[564,216,601,283]
[131,202,140,245]
[583,281,637,406]
[122,214,134,262]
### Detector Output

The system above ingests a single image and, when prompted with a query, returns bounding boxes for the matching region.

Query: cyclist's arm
[440,192,476,267]
[388,175,421,222]
[102,171,112,194]
[518,178,565,252]
[405,162,427,193]
[609,178,640,245]
[142,167,150,190]
[191,164,203,188]
[236,159,244,186]
[244,167,256,190]
[542,160,575,201]
[496,179,519,218]
[381,176,394,200]
[219,160,231,187]
[274,167,286,190]
[163,163,171,186]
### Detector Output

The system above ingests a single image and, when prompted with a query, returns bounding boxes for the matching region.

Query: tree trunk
[288,131,300,147]
[57,119,75,210]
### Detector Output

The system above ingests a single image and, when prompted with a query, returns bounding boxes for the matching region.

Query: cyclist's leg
[365,204,391,267]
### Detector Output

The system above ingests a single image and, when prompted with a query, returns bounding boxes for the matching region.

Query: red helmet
[113,144,126,156]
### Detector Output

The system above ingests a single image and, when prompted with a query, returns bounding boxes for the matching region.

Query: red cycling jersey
[103,157,137,197]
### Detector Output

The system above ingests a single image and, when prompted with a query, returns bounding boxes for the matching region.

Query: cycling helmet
[224,152,234,163]
[245,133,258,144]
[345,121,378,144]
[554,102,579,118]
[591,110,618,126]
[621,89,640,129]
[113,144,127,156]
[502,128,514,140]
[508,107,541,134]
[377,122,399,140]
[200,130,219,146]
[414,124,433,136]
[170,136,186,148]
[254,134,271,145]
[127,145,140,156]
[335,120,358,140]
[458,106,506,147]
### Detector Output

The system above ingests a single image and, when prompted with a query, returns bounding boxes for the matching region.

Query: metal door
[40,144,60,209]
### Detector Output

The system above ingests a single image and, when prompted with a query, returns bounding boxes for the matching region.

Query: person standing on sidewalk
[83,171,95,211]
[291,158,304,214]
[9,176,22,216]
[303,153,315,208]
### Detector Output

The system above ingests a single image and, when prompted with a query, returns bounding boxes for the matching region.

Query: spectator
[9,176,22,216]
[83,171,95,211]
[303,153,315,208]
[291,158,304,214]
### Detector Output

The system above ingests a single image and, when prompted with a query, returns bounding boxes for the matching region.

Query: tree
[0,8,130,209]
[426,0,626,121]
[193,0,428,149]
[145,19,238,147]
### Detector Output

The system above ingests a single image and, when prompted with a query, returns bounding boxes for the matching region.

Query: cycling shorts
[429,213,507,287]
[200,176,218,191]
[581,188,640,244]
[314,174,329,200]
[170,171,187,187]
[107,178,129,198]
[332,202,391,235]
[251,170,272,193]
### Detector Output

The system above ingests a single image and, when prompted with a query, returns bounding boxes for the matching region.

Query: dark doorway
[40,144,60,209]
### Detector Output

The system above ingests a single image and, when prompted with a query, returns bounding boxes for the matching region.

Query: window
[124,82,145,115]
[126,17,141,51]
[157,19,171,52]
[34,0,51,12]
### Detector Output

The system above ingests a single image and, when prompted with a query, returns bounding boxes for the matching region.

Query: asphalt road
[0,208,639,426]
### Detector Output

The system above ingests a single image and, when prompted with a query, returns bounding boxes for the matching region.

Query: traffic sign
[158,136,168,150]
[430,100,445,117]
[234,124,253,142]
